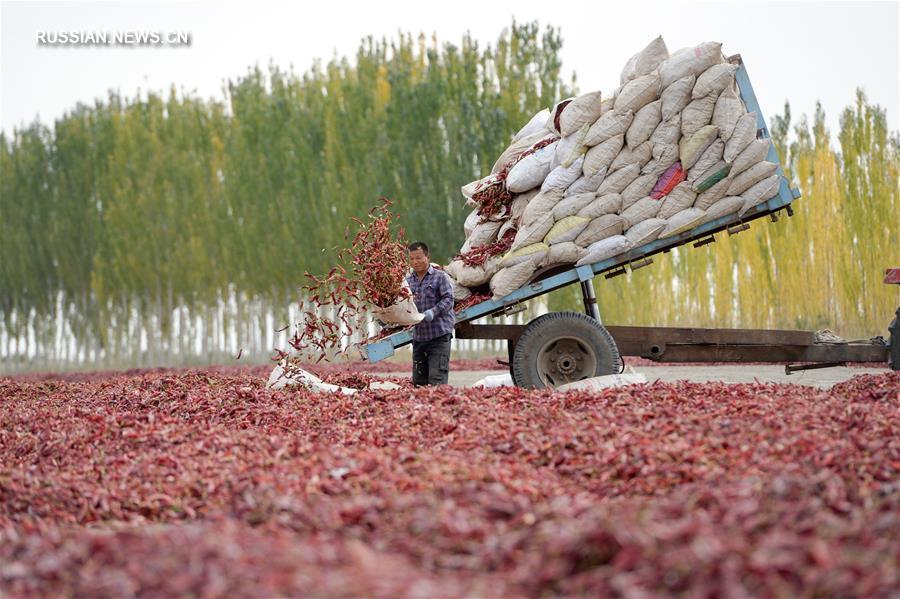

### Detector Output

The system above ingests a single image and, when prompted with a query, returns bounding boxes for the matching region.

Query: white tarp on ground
[471,373,514,388]
[471,368,647,390]
[267,363,403,393]
[267,363,357,393]
[557,370,648,391]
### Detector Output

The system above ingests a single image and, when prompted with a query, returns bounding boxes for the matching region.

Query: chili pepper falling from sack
[284,198,412,361]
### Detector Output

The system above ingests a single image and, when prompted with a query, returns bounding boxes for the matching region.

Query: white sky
[1,0,898,140]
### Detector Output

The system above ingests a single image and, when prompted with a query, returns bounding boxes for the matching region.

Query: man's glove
[423,309,434,322]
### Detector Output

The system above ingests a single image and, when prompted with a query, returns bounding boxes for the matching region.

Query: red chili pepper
[453,292,492,312]
[2,370,896,597]
[279,199,415,361]
[455,228,516,267]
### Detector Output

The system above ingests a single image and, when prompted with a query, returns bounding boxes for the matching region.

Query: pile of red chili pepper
[318,371,411,390]
[471,136,558,220]
[454,292,493,312]
[455,228,517,267]
[1,369,897,597]
[470,173,512,218]
[456,135,560,270]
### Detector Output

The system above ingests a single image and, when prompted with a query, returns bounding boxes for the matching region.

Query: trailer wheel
[512,312,620,389]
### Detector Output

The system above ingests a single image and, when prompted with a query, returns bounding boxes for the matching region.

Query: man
[406,241,454,386]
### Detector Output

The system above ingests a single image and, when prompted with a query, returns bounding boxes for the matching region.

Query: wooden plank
[455,323,524,340]
[455,324,814,346]
[637,343,888,364]
[605,326,814,346]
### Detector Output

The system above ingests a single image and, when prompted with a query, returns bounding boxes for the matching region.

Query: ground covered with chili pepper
[1,370,898,597]
[11,358,887,384]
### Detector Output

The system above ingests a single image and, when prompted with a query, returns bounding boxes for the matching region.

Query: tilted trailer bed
[362,55,899,387]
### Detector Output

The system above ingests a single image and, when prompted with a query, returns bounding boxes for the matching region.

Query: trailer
[362,55,900,387]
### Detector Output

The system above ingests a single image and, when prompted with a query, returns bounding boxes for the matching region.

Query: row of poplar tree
[1,22,897,370]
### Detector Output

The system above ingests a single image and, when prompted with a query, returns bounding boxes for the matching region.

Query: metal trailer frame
[362,55,899,375]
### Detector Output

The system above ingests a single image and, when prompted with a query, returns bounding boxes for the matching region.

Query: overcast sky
[1,0,898,140]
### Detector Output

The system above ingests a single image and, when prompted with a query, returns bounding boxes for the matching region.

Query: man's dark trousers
[412,333,451,386]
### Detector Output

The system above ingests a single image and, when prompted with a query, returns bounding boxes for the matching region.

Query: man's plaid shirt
[406,266,455,342]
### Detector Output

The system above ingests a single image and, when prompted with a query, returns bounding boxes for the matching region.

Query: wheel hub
[537,337,598,387]
[555,352,579,375]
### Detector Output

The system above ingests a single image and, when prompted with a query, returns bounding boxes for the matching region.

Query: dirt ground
[438,364,893,389]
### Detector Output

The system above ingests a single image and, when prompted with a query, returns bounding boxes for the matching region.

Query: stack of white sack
[444,36,782,301]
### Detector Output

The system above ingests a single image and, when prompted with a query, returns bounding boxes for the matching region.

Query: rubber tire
[512,312,620,389]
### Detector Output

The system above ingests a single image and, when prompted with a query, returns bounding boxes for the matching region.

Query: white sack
[660,207,706,237]
[620,36,669,84]
[576,235,633,266]
[625,217,668,246]
[614,73,661,114]
[506,141,558,192]
[659,42,724,88]
[490,261,536,299]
